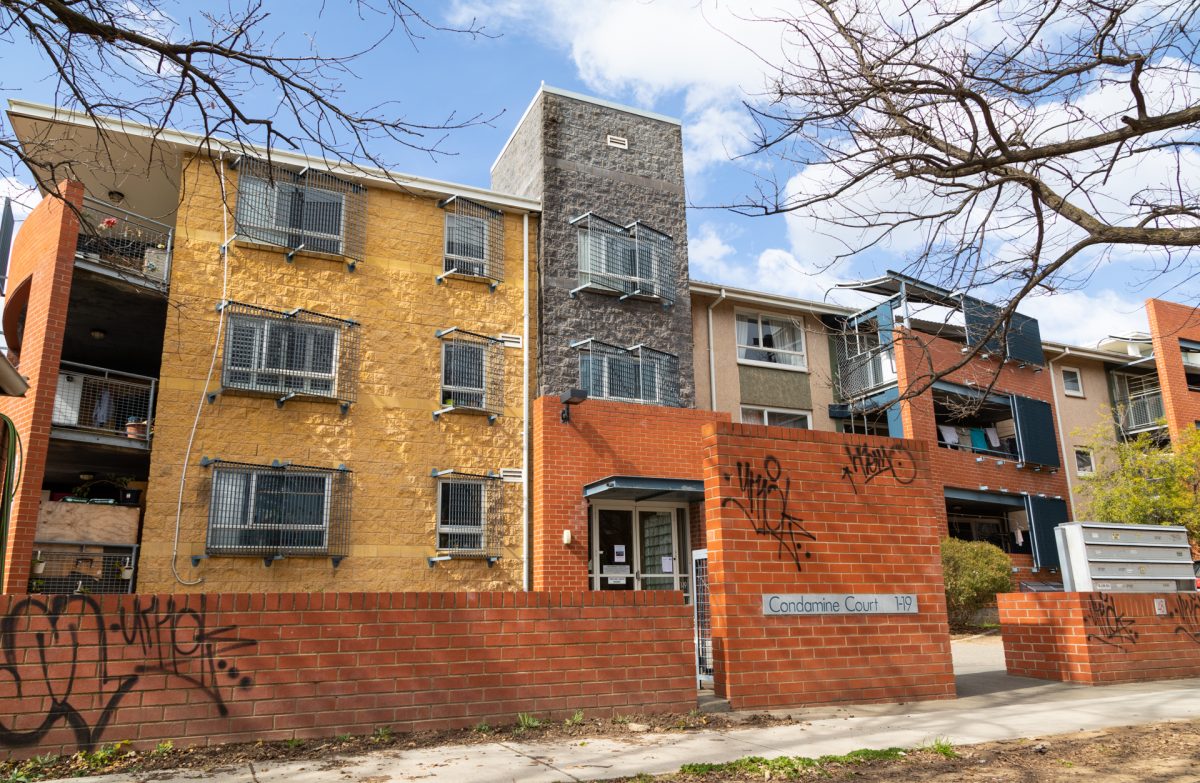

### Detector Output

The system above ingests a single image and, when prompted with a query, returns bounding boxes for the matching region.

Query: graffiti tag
[721,456,816,571]
[1172,594,1200,646]
[0,594,256,751]
[839,442,917,494]
[1086,593,1139,651]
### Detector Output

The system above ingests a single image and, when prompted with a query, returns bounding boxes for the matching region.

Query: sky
[0,0,1177,347]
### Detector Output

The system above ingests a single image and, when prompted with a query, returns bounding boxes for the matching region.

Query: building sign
[762,593,918,616]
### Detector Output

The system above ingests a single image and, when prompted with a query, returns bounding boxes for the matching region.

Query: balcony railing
[52,361,157,444]
[1116,391,1165,433]
[75,197,172,287]
[837,345,897,399]
[28,542,138,595]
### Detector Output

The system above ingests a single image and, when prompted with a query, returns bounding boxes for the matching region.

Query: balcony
[51,361,156,449]
[29,541,138,595]
[837,344,897,399]
[1116,390,1165,433]
[75,197,172,289]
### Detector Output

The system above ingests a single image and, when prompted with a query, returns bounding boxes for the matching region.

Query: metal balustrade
[572,338,682,407]
[1116,391,1165,433]
[28,543,138,594]
[571,213,676,304]
[837,344,897,399]
[75,197,172,286]
[52,361,156,443]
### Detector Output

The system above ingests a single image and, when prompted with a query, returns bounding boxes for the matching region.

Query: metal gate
[692,548,713,687]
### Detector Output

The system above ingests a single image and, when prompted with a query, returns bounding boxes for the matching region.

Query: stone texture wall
[138,158,537,592]
[490,96,543,200]
[496,90,695,406]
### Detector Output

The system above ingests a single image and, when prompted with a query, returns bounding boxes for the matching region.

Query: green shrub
[940,537,1012,627]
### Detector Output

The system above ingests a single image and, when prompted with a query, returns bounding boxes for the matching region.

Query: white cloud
[1017,289,1149,347]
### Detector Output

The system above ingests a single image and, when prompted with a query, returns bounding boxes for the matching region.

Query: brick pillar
[0,181,82,593]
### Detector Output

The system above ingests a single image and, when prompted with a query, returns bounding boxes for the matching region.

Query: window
[1075,449,1095,475]
[225,313,339,398]
[741,406,812,429]
[441,197,504,282]
[1061,367,1084,397]
[438,479,484,551]
[573,213,675,304]
[574,340,680,407]
[436,329,505,417]
[1181,343,1200,391]
[234,157,365,261]
[736,313,806,369]
[207,461,351,557]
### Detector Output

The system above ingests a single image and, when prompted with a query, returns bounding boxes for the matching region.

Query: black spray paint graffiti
[721,456,817,570]
[1086,593,1139,651]
[839,442,917,494]
[0,594,256,750]
[1171,594,1200,645]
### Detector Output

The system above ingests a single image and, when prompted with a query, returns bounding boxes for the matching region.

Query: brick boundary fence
[0,590,695,759]
[998,591,1200,683]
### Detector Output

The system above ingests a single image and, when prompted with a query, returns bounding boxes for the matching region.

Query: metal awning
[583,476,705,502]
[835,270,962,308]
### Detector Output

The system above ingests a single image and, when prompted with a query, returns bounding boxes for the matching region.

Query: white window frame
[740,405,813,429]
[580,351,660,404]
[440,341,487,410]
[209,468,332,553]
[444,212,490,277]
[1061,366,1085,398]
[237,174,346,255]
[735,310,808,372]
[436,479,486,552]
[225,315,341,398]
[587,501,691,596]
[1074,448,1095,476]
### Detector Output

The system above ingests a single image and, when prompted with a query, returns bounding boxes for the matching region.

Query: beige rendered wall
[1047,354,1114,511]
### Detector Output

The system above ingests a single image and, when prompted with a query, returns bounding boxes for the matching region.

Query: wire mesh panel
[576,339,681,407]
[234,157,367,263]
[442,197,505,282]
[693,551,713,680]
[206,460,351,558]
[76,197,172,285]
[834,330,896,399]
[574,213,675,303]
[438,329,505,415]
[52,362,156,442]
[222,302,360,404]
[28,544,138,595]
[436,473,503,558]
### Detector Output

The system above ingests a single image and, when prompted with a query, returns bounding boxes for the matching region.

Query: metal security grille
[76,197,172,286]
[221,302,360,405]
[234,156,367,263]
[206,460,351,558]
[572,213,675,304]
[436,328,505,417]
[693,550,713,682]
[573,338,681,407]
[435,471,503,558]
[834,330,895,399]
[52,361,156,442]
[441,197,505,283]
[28,543,138,595]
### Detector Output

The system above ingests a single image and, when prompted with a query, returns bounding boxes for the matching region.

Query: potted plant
[31,551,45,575]
[125,417,148,439]
[30,578,45,593]
[118,559,134,580]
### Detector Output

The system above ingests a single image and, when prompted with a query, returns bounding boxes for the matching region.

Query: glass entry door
[589,504,689,595]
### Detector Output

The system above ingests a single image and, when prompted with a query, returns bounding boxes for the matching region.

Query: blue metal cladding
[1012,395,1060,468]
[1026,495,1068,570]
[1006,313,1045,366]
[962,297,1004,354]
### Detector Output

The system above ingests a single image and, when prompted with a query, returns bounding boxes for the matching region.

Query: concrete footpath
[64,637,1200,783]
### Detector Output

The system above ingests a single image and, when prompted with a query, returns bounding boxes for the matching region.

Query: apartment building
[2,100,539,594]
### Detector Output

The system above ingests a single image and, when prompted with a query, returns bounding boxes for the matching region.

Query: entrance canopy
[583,475,704,502]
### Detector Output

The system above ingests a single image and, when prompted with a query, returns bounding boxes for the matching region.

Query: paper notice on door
[614,545,626,563]
[607,577,628,585]
[602,565,631,575]
[661,556,674,573]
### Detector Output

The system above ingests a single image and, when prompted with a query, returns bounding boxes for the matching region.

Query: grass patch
[922,738,958,759]
[679,748,907,777]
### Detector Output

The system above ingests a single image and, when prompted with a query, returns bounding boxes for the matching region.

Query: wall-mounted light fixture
[560,388,589,423]
[562,529,572,545]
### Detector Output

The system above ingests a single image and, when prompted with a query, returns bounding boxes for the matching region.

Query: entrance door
[596,508,634,590]
[639,510,678,591]
[692,549,713,687]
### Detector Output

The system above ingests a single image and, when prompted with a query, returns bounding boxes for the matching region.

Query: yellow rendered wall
[138,157,537,592]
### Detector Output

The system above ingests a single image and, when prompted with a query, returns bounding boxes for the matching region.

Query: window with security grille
[575,339,680,407]
[206,461,351,557]
[222,303,360,404]
[436,329,505,416]
[435,473,502,557]
[442,197,505,282]
[572,213,675,304]
[736,312,806,369]
[234,157,367,262]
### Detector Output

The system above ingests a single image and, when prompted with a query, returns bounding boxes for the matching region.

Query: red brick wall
[0,182,83,593]
[1147,299,1200,444]
[0,590,695,760]
[998,591,1200,684]
[701,422,955,710]
[531,396,727,590]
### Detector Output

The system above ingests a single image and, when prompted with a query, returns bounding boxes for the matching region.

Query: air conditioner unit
[52,373,83,426]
